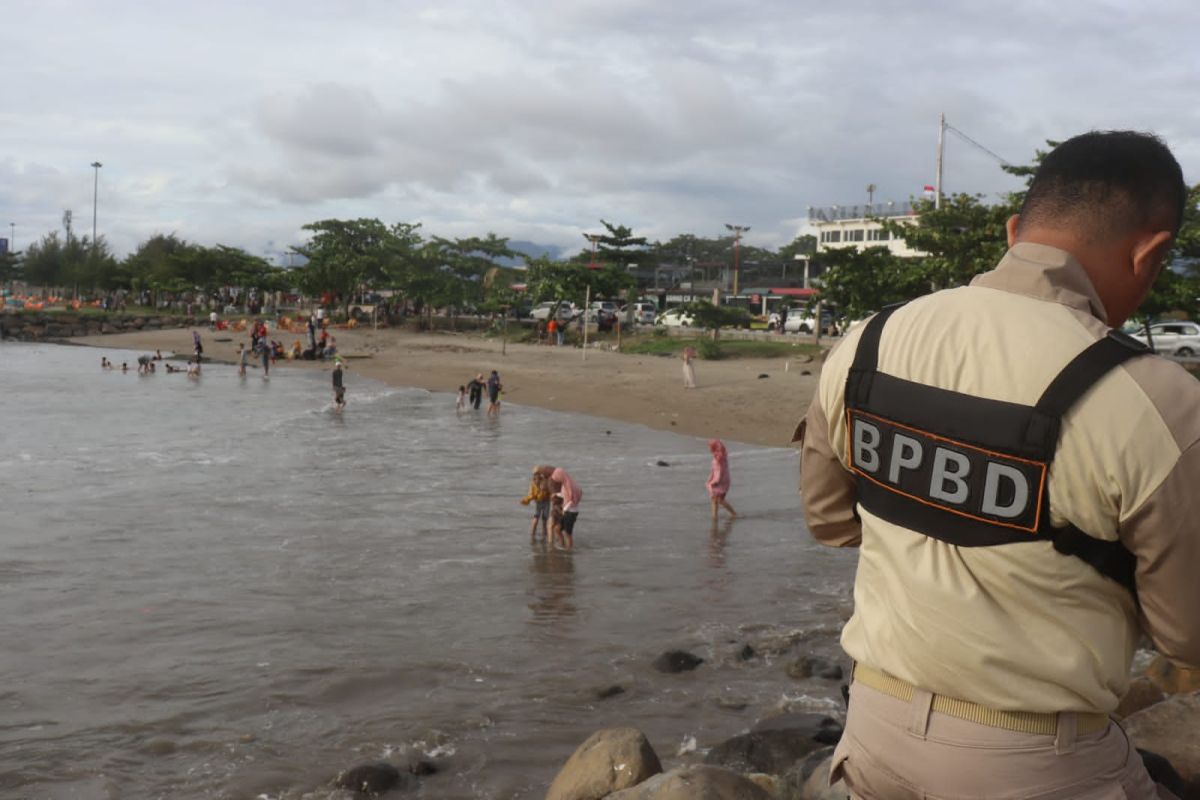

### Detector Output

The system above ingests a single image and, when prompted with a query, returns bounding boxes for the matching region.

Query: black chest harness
[844,305,1149,594]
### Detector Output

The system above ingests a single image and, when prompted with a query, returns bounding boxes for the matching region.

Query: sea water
[0,341,856,799]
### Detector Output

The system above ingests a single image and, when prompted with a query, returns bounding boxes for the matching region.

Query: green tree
[816,246,924,319]
[883,193,1011,291]
[524,257,635,308]
[579,220,649,270]
[22,232,66,289]
[0,248,21,286]
[294,218,397,313]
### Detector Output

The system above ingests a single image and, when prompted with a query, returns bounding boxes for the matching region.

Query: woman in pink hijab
[537,466,583,549]
[705,439,737,521]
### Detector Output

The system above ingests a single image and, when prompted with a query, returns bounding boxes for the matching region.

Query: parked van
[629,301,657,325]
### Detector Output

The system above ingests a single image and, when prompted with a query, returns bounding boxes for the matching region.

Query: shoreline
[62,325,821,448]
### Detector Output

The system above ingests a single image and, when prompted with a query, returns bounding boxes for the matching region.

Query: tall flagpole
[934,113,945,210]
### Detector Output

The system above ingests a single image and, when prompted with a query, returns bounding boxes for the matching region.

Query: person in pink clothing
[706,439,737,521]
[537,465,582,549]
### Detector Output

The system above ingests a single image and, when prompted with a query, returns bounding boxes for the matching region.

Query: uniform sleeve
[799,392,861,547]
[799,327,870,547]
[1120,440,1200,667]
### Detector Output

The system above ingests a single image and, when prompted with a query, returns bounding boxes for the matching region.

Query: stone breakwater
[531,654,1200,800]
[0,311,201,341]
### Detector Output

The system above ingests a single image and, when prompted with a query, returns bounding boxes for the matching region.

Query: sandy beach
[72,324,821,448]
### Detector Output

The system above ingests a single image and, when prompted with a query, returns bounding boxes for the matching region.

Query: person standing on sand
[537,466,582,549]
[706,439,736,520]
[486,370,503,416]
[547,317,558,347]
[467,374,484,410]
[192,330,203,361]
[682,345,697,389]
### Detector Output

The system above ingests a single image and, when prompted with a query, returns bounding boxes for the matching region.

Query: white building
[808,202,924,258]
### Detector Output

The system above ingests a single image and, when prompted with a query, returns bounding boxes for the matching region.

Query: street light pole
[8,222,13,253]
[90,161,103,250]
[724,223,750,297]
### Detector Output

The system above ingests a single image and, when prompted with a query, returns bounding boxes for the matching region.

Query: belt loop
[908,688,933,739]
[1055,712,1077,755]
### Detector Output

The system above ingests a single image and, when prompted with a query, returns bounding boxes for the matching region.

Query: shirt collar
[970,242,1108,322]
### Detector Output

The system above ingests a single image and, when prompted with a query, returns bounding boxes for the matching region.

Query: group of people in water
[101,351,201,377]
[515,439,735,549]
[457,370,503,416]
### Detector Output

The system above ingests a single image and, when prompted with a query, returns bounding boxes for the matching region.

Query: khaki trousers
[832,680,1176,799]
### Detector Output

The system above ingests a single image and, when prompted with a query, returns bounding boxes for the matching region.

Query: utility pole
[724,223,750,297]
[867,183,876,207]
[935,113,945,210]
[91,162,103,249]
[8,222,13,253]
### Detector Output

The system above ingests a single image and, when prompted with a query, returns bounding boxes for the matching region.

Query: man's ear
[1132,230,1173,281]
[1006,215,1020,247]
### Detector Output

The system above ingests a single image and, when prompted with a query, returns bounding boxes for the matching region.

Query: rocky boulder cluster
[0,311,202,341]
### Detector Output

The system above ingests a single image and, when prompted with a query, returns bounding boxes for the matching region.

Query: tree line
[0,216,816,317]
[814,144,1200,323]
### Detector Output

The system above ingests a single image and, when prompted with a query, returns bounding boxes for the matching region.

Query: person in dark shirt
[486,370,503,416]
[467,374,484,410]
[332,360,346,410]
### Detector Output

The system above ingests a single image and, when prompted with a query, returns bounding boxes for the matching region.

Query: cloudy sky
[2,0,1198,260]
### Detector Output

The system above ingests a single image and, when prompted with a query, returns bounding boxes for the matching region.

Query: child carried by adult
[535,465,582,549]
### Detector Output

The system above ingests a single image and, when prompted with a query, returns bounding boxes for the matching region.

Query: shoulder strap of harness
[1031,329,1150,596]
[1023,329,1152,455]
[845,304,904,408]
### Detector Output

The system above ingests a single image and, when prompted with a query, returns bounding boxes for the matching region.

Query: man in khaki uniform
[800,131,1199,798]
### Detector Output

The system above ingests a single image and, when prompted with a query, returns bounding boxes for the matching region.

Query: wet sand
[72,325,823,448]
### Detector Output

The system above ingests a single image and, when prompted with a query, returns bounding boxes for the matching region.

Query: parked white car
[583,300,620,324]
[783,312,831,334]
[1129,321,1200,357]
[629,301,657,325]
[530,301,577,322]
[656,307,695,328]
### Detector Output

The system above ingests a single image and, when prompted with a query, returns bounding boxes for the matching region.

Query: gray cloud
[3,0,1200,258]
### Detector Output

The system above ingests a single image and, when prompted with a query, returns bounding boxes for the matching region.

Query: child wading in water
[519,468,552,539]
[706,439,737,520]
[456,385,467,414]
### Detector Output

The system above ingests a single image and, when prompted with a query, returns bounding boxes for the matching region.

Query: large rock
[546,727,662,800]
[653,650,704,674]
[1124,693,1200,784]
[605,765,771,800]
[1146,656,1200,695]
[705,719,839,775]
[752,713,843,745]
[1116,676,1166,719]
[787,656,844,682]
[334,761,411,795]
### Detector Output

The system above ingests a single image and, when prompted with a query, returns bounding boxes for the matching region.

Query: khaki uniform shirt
[800,242,1200,713]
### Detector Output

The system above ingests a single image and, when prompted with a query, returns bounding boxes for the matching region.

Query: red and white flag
[923,184,936,198]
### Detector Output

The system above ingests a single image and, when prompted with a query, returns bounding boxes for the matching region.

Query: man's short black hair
[1018,131,1186,239]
